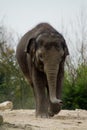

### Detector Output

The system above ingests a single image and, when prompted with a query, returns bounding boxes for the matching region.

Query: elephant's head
[25,32,69,104]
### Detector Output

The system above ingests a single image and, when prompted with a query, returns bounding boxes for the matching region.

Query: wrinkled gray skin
[16,23,69,118]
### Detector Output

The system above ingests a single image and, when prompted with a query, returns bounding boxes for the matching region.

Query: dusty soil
[0,109,87,130]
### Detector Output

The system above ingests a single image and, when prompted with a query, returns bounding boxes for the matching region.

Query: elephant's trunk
[44,63,62,104]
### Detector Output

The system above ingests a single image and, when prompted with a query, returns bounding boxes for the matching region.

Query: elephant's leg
[32,68,48,118]
[48,101,60,117]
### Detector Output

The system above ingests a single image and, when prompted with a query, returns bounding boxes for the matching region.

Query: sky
[0,0,87,55]
[0,0,87,35]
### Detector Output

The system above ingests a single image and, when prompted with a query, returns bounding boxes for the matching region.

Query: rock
[0,101,13,111]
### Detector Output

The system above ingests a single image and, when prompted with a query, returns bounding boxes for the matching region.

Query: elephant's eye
[39,53,43,62]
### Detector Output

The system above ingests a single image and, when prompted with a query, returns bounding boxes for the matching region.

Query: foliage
[62,10,87,110]
[0,26,35,109]
[62,63,87,110]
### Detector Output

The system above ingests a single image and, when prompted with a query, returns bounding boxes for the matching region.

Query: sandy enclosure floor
[0,109,87,130]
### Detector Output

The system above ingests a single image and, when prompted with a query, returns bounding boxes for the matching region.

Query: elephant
[16,23,69,118]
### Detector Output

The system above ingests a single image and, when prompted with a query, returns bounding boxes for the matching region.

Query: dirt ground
[0,109,87,130]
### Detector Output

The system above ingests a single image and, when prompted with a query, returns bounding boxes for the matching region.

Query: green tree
[62,9,87,110]
[0,25,35,109]
[62,64,87,110]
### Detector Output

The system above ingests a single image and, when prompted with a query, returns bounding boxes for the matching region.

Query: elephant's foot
[48,110,54,117]
[36,111,49,118]
[48,103,62,117]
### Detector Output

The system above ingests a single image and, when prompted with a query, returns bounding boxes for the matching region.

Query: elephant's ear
[62,40,69,57]
[24,38,36,54]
